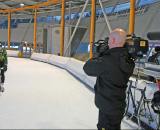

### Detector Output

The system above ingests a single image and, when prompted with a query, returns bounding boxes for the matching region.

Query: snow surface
[0,57,138,129]
[7,50,19,57]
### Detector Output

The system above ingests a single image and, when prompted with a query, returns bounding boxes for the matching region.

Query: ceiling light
[20,3,25,7]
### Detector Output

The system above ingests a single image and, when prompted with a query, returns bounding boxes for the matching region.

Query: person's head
[108,28,127,49]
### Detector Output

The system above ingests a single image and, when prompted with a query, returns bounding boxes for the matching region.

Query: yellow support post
[129,0,135,34]
[33,9,37,51]
[60,0,65,56]
[89,0,96,59]
[8,12,11,49]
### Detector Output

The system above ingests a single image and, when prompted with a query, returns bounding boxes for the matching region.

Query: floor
[0,57,138,129]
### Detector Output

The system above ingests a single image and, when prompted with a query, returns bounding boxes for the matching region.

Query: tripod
[125,80,157,129]
[0,67,5,93]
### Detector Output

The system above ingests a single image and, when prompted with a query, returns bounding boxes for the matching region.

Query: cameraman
[83,28,135,130]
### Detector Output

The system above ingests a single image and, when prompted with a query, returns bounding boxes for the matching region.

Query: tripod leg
[147,101,154,122]
[137,91,146,129]
[124,89,130,117]
[0,82,4,93]
[137,101,143,129]
[158,115,160,130]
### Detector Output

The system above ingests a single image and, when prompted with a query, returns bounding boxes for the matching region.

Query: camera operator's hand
[93,52,100,58]
[93,45,109,58]
[93,51,105,58]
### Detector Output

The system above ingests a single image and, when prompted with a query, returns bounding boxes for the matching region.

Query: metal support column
[33,9,37,51]
[8,12,11,49]
[89,0,96,59]
[129,0,135,34]
[60,0,65,56]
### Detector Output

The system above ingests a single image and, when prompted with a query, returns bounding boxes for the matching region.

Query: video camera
[93,37,109,56]
[93,34,149,59]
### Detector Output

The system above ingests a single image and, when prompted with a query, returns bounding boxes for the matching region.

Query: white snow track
[0,57,138,129]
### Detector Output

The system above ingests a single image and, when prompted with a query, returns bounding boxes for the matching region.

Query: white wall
[0,23,44,43]
[47,26,70,55]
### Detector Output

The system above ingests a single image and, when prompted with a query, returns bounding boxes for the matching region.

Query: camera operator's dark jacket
[83,47,135,116]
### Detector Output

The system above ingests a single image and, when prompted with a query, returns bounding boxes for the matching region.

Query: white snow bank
[31,53,96,88]
[65,58,88,82]
[48,55,69,68]
[31,53,51,63]
[7,50,19,57]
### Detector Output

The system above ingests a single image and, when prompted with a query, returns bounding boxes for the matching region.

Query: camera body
[93,37,109,56]
[93,34,149,59]
[125,35,149,59]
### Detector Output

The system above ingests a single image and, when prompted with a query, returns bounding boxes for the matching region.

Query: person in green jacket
[0,42,8,92]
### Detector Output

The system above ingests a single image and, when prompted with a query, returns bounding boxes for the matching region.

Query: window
[79,13,85,18]
[96,6,113,16]
[65,15,69,20]
[71,13,76,19]
[37,17,46,23]
[84,11,91,17]
[17,19,30,23]
[105,6,114,14]
[76,43,88,53]
[70,13,80,19]
[139,0,158,6]
[55,16,61,22]
[96,9,103,16]
[46,16,53,23]
[74,13,80,19]
[114,2,130,12]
